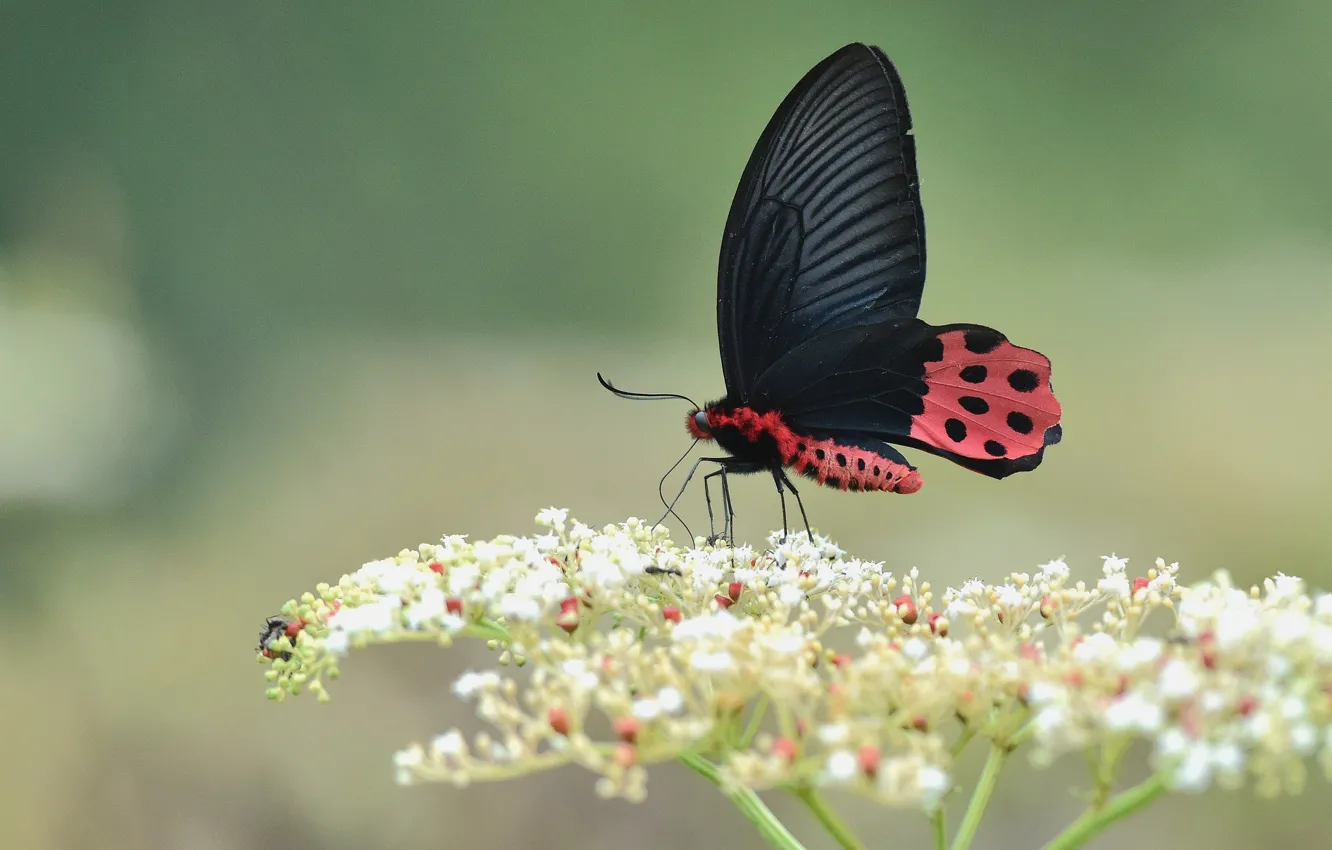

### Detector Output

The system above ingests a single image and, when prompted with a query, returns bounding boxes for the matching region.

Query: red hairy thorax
[685,405,922,494]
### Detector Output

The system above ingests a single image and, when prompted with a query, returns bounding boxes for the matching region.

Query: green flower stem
[949,726,976,758]
[791,785,867,850]
[740,696,770,748]
[1092,736,1131,808]
[932,806,947,850]
[1041,773,1168,850]
[463,620,512,642]
[678,752,806,850]
[950,744,1008,850]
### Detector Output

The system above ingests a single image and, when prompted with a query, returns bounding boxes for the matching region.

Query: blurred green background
[2,1,1329,848]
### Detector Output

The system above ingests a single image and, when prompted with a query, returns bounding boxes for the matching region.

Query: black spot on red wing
[920,337,944,363]
[857,458,866,471]
[873,465,881,476]
[963,329,1004,354]
[815,448,826,460]
[983,440,1008,457]
[1007,411,1034,434]
[797,442,807,452]
[1008,369,1039,392]
[847,479,860,491]
[826,475,840,487]
[835,453,847,467]
[958,396,989,415]
[960,365,987,383]
[945,418,967,443]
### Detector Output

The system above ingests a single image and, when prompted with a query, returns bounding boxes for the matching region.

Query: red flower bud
[858,745,880,778]
[613,716,640,743]
[614,742,637,767]
[557,597,580,633]
[893,594,917,625]
[548,706,571,736]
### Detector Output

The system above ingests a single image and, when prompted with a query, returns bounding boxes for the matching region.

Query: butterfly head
[686,408,714,441]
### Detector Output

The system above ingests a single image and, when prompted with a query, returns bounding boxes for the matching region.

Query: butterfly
[601,42,1062,540]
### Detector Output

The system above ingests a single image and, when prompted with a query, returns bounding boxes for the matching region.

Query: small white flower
[432,730,465,757]
[446,562,480,597]
[1314,592,1332,619]
[453,670,498,699]
[631,698,662,720]
[393,745,423,785]
[406,587,447,629]
[1037,558,1070,582]
[1101,555,1129,575]
[536,507,569,530]
[689,650,734,672]
[1098,573,1131,599]
[1158,658,1200,700]
[497,593,542,621]
[1267,573,1304,601]
[1279,695,1307,721]
[825,751,858,781]
[559,659,600,691]
[1073,632,1120,663]
[328,596,399,635]
[817,723,850,745]
[901,638,930,662]
[1170,743,1214,793]
[1119,637,1163,670]
[996,585,1027,610]
[656,687,684,714]
[916,766,951,810]
[1104,692,1164,733]
[1291,723,1318,755]
[1211,742,1244,775]
[324,630,349,655]
[672,611,742,641]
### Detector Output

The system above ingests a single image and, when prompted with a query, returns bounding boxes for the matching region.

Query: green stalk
[932,806,947,850]
[791,786,867,850]
[950,744,1007,850]
[678,752,805,850]
[739,696,770,748]
[1041,774,1168,850]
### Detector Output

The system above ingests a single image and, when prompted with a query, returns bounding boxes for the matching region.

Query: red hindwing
[909,329,1061,461]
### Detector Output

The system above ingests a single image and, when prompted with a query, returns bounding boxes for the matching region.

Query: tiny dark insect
[644,566,685,577]
[601,43,1063,540]
[257,615,295,660]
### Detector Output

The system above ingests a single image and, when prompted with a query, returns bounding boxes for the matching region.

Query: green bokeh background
[2,2,1328,848]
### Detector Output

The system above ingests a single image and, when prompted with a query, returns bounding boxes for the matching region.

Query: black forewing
[717,43,926,401]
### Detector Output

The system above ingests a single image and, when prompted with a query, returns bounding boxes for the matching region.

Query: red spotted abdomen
[782,432,922,493]
[703,406,922,494]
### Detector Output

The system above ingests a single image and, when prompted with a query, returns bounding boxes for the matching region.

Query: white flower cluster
[260,510,1332,807]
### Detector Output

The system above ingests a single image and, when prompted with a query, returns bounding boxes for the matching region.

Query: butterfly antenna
[597,373,699,408]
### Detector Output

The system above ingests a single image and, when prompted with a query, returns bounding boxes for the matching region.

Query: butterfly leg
[778,470,813,541]
[718,463,737,548]
[770,467,791,541]
[702,468,726,543]
[657,456,741,543]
